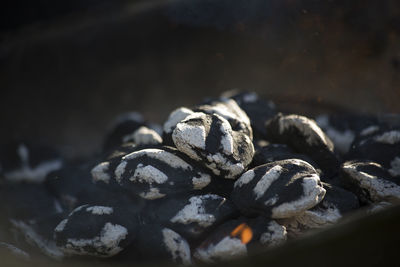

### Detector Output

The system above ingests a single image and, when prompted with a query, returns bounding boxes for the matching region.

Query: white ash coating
[201,99,251,128]
[131,163,168,184]
[342,161,400,202]
[11,220,64,260]
[162,228,192,265]
[91,162,111,184]
[234,170,255,188]
[173,112,251,178]
[271,174,326,218]
[86,206,114,215]
[325,128,355,154]
[139,188,166,200]
[172,112,208,161]
[374,130,400,144]
[264,195,279,206]
[389,157,400,177]
[170,195,220,227]
[219,124,234,155]
[194,236,247,263]
[253,165,283,200]
[0,242,30,260]
[205,152,246,179]
[259,221,287,247]
[294,204,341,228]
[163,107,194,134]
[279,114,332,148]
[114,161,127,184]
[62,222,128,257]
[360,125,380,136]
[54,219,68,233]
[122,126,162,145]
[122,148,192,170]
[192,174,212,190]
[316,114,355,154]
[5,159,63,183]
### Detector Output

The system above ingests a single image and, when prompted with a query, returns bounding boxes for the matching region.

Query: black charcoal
[265,113,340,179]
[54,204,138,257]
[251,143,320,172]
[346,129,400,178]
[0,142,62,183]
[0,183,63,222]
[231,159,325,218]
[103,112,162,152]
[341,160,400,203]
[143,194,238,240]
[134,225,192,265]
[315,113,380,155]
[221,90,277,139]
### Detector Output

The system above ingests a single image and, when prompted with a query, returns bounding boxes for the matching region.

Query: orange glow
[230,223,253,244]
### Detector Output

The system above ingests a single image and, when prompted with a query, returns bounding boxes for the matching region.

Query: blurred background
[1,0,400,158]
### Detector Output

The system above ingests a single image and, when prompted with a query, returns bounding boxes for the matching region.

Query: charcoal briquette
[97,147,212,199]
[172,112,254,179]
[54,204,139,257]
[341,160,400,203]
[0,142,63,184]
[193,216,286,263]
[231,159,326,218]
[265,113,340,179]
[142,194,238,241]
[134,225,192,265]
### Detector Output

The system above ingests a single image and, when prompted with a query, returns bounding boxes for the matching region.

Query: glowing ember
[230,223,253,244]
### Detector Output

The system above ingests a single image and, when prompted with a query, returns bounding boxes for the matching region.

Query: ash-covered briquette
[0,142,63,183]
[194,98,253,139]
[341,160,400,204]
[54,204,139,257]
[172,112,254,179]
[280,182,359,234]
[46,159,145,213]
[0,242,30,260]
[251,143,320,172]
[142,194,238,241]
[11,213,66,259]
[231,159,326,219]
[132,224,192,265]
[265,113,340,179]
[220,90,277,139]
[315,113,381,155]
[103,112,163,152]
[193,216,286,263]
[163,107,195,146]
[95,146,212,200]
[346,129,400,177]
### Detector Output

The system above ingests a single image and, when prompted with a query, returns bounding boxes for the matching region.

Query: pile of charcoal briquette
[0,90,399,265]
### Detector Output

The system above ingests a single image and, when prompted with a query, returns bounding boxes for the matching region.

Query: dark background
[1,0,399,159]
[1,1,400,266]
